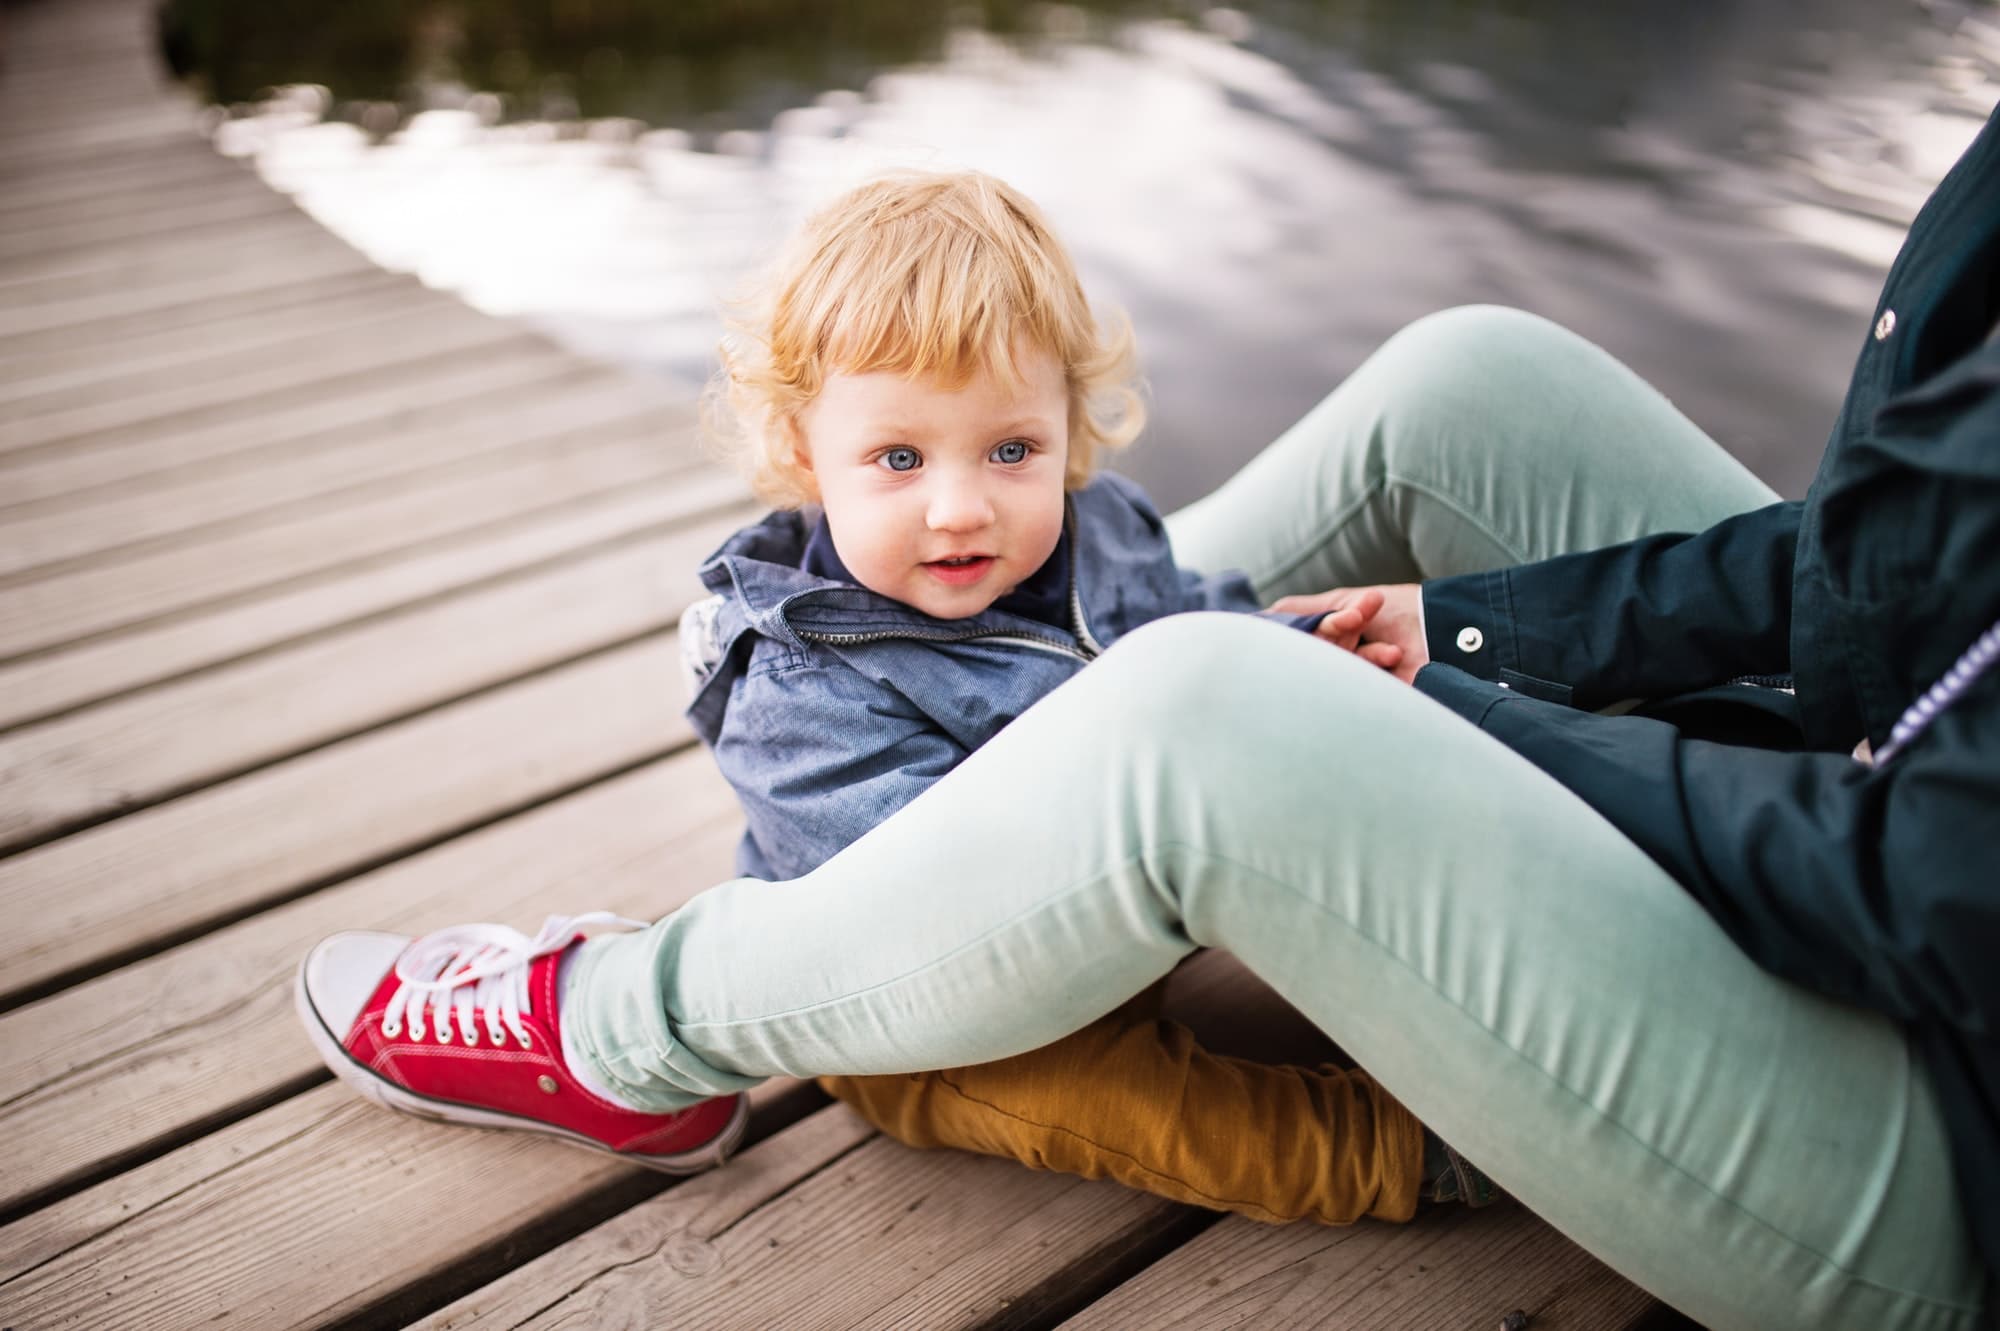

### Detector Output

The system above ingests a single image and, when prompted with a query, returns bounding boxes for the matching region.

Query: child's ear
[784,422,821,500]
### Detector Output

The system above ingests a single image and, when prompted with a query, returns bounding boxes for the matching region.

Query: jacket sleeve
[1421,501,1801,708]
[711,661,966,880]
[1176,565,1263,614]
[1417,663,2000,1033]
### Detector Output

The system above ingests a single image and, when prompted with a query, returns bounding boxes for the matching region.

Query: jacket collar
[696,501,1089,648]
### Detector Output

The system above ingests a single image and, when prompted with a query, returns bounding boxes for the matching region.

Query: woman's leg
[1163,304,1778,592]
[571,617,1982,1331]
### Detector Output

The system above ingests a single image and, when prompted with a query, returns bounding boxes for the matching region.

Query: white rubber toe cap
[299,930,411,1040]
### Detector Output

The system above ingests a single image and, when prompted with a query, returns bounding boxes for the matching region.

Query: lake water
[179,0,1999,505]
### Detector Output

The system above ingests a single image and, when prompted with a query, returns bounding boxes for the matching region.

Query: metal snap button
[537,1075,559,1094]
[1874,309,1896,341]
[1456,626,1484,653]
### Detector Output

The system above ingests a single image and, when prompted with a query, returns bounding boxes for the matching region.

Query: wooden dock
[0,1,1683,1326]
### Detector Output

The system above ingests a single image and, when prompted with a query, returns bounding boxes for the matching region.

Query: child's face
[797,344,1071,620]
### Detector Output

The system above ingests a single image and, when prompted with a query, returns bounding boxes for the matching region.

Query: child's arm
[712,658,968,880]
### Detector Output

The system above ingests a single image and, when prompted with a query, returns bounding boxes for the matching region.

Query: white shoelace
[382,912,645,1047]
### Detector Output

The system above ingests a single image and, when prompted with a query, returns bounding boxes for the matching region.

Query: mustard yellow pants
[818,981,1423,1225]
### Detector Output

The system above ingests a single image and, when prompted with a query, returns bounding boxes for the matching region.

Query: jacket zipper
[1064,507,1104,658]
[795,513,1101,663]
[797,624,1092,662]
[1725,673,1796,691]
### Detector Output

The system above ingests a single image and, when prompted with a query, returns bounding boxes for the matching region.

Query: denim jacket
[682,471,1265,879]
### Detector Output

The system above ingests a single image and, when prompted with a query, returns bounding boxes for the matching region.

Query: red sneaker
[295,913,747,1173]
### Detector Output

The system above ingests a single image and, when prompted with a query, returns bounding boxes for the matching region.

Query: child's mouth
[924,555,995,585]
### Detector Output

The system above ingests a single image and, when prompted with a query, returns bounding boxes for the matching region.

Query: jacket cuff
[1422,571,1576,706]
[1421,572,1508,678]
[1413,661,1513,726]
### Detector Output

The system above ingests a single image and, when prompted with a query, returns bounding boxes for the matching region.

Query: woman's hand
[1271,584,1430,683]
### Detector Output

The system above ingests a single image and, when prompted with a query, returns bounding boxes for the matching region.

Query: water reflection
[167,0,1999,503]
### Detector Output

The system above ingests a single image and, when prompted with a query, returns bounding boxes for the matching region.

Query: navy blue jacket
[1417,104,2000,1282]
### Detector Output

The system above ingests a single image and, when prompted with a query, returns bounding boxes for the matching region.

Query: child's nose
[926,479,995,532]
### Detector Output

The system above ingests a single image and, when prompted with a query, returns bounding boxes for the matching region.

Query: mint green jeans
[573,307,1985,1331]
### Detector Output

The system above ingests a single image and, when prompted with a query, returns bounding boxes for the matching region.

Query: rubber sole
[292,954,749,1175]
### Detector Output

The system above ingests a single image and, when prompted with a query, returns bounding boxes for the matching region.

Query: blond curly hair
[708,169,1146,508]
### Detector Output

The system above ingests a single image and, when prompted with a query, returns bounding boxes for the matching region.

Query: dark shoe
[1423,1130,1503,1208]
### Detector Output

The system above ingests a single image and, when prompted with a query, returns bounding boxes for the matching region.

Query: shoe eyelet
[409,1024,425,1042]
[381,1020,402,1038]
[464,1028,478,1046]
[437,1026,453,1044]
[518,1033,532,1050]
[537,1075,559,1095]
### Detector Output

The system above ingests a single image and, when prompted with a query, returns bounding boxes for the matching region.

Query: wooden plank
[0,413,734,665]
[0,296,527,447]
[0,147,252,217]
[0,127,207,181]
[0,751,745,1217]
[0,62,166,104]
[0,229,380,338]
[0,1076,827,1330]
[0,276,447,403]
[0,474,738,729]
[0,181,302,261]
[0,104,210,157]
[0,630,696,1004]
[0,434,742,667]
[0,503,748,849]
[411,1109,1198,1331]
[0,323,550,465]
[0,207,358,293]
[0,1080,338,1287]
[0,378,687,576]
[0,36,154,73]
[0,362,670,515]
[0,46,158,85]
[402,956,1327,1331]
[1060,1201,1661,1331]
[0,151,264,218]
[0,270,404,382]
[0,339,572,501]
[0,116,203,176]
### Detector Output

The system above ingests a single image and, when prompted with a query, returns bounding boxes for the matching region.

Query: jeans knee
[1335,305,1591,479]
[1387,303,1553,353]
[1088,613,1369,736]
[1383,304,1598,394]
[1095,614,1274,709]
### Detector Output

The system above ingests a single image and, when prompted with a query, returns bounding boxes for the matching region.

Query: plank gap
[317,1080,835,1331]
[0,622,682,859]
[0,734,702,1015]
[0,483,744,680]
[0,397,678,586]
[967,1207,1223,1331]
[0,328,549,460]
[0,480,747,732]
[0,1068,329,1230]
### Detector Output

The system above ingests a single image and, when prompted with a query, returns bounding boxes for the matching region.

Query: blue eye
[991,440,1030,465]
[879,447,920,472]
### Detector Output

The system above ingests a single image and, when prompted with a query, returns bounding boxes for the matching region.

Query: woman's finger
[1270,587,1352,615]
[1357,641,1405,669]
